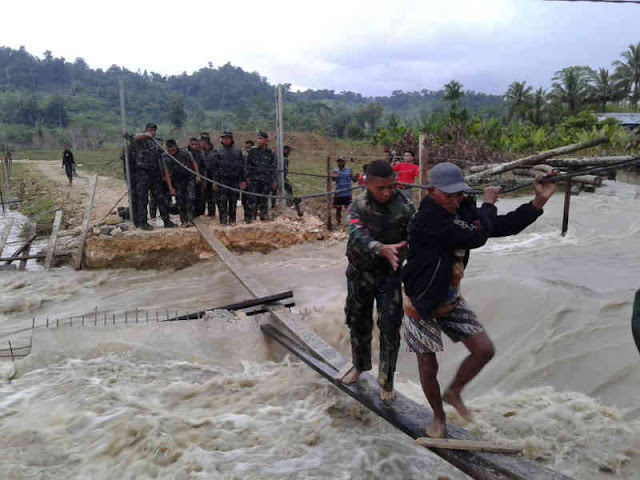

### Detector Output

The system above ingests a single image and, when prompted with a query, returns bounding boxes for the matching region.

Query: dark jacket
[215,145,245,185]
[402,196,542,320]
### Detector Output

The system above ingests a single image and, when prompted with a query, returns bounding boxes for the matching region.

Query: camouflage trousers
[135,169,169,225]
[246,181,272,221]
[194,182,206,217]
[174,177,195,224]
[217,182,240,224]
[345,264,403,392]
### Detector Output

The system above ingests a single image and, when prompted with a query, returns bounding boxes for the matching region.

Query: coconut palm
[613,43,640,112]
[587,68,617,112]
[504,81,533,121]
[551,66,590,115]
[529,88,547,126]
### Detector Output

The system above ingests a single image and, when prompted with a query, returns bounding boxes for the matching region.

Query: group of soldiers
[123,123,302,230]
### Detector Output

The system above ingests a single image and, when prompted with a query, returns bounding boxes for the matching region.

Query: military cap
[257,131,269,139]
[166,139,177,147]
[220,131,234,138]
[200,132,211,140]
[283,145,292,150]
[145,122,158,130]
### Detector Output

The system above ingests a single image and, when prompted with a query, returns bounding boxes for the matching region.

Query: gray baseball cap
[428,162,471,193]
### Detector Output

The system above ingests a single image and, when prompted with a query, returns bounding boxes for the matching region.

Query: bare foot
[443,390,473,422]
[336,365,361,385]
[379,388,396,403]
[426,417,447,438]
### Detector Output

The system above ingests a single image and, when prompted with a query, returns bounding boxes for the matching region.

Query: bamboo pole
[118,79,134,224]
[275,86,286,210]
[19,223,36,271]
[75,175,98,270]
[561,178,572,237]
[466,137,609,182]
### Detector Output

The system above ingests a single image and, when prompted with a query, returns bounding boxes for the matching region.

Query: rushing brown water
[1,181,640,479]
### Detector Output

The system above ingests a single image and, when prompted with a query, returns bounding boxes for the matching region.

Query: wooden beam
[4,229,37,265]
[415,437,522,454]
[44,210,63,270]
[466,137,609,182]
[0,217,14,257]
[0,252,71,262]
[262,324,573,480]
[75,175,98,270]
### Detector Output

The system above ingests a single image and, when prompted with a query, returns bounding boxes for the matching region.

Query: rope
[148,137,364,200]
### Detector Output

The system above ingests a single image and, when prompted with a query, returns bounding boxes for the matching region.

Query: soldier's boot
[139,222,153,231]
[295,203,304,217]
[163,218,177,228]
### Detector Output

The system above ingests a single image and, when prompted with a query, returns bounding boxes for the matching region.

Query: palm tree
[587,68,616,112]
[529,88,547,126]
[551,66,590,115]
[613,43,640,112]
[443,80,466,122]
[504,81,533,121]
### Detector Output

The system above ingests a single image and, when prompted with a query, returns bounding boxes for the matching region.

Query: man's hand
[380,241,407,271]
[169,187,176,197]
[532,173,558,211]
[240,181,247,190]
[272,182,278,191]
[212,184,218,192]
[452,261,465,287]
[195,176,200,184]
[482,186,500,205]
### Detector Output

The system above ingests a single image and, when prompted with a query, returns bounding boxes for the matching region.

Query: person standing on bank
[332,156,357,224]
[242,140,254,222]
[200,133,218,218]
[245,131,277,222]
[164,139,199,227]
[402,162,556,438]
[337,160,415,403]
[393,150,419,188]
[62,143,75,186]
[215,131,246,225]
[131,123,176,230]
[188,137,205,218]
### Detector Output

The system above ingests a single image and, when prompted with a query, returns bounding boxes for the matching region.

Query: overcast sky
[1,0,638,96]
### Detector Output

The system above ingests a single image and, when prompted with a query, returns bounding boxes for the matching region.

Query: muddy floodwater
[1,181,640,479]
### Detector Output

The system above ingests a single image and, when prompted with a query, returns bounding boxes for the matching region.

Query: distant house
[596,113,640,129]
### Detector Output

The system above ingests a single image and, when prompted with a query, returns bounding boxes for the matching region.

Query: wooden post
[118,78,134,223]
[0,217,14,257]
[75,175,98,270]
[326,156,333,231]
[418,134,428,201]
[44,210,63,270]
[19,223,36,271]
[2,154,9,194]
[275,85,286,210]
[561,178,572,237]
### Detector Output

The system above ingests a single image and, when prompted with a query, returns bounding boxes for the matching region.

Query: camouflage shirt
[246,146,276,184]
[346,189,415,271]
[163,148,194,181]
[133,136,163,172]
[215,145,246,184]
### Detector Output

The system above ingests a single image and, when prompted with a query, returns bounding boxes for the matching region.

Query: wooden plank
[194,216,572,480]
[0,252,70,262]
[415,437,522,454]
[0,217,14,256]
[262,324,573,480]
[19,222,36,271]
[75,175,98,270]
[44,210,63,270]
[4,230,37,265]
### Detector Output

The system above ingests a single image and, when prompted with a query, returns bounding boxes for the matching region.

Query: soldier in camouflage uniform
[282,145,303,216]
[245,131,277,222]
[200,133,218,218]
[214,131,246,224]
[337,160,415,402]
[188,137,205,218]
[131,124,176,230]
[163,139,199,226]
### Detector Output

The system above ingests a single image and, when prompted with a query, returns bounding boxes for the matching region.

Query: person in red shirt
[393,150,419,188]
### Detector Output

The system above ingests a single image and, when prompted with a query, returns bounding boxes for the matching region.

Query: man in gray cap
[402,162,556,438]
[214,131,246,224]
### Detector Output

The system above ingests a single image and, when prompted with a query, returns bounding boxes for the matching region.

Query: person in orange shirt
[393,150,419,189]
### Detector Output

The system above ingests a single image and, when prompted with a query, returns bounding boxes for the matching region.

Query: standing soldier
[62,143,75,186]
[131,123,176,230]
[188,137,205,218]
[215,131,246,225]
[282,145,303,217]
[164,139,199,226]
[200,133,218,218]
[245,131,277,222]
[242,140,254,222]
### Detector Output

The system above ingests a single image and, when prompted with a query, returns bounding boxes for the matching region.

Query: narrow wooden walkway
[193,217,573,480]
